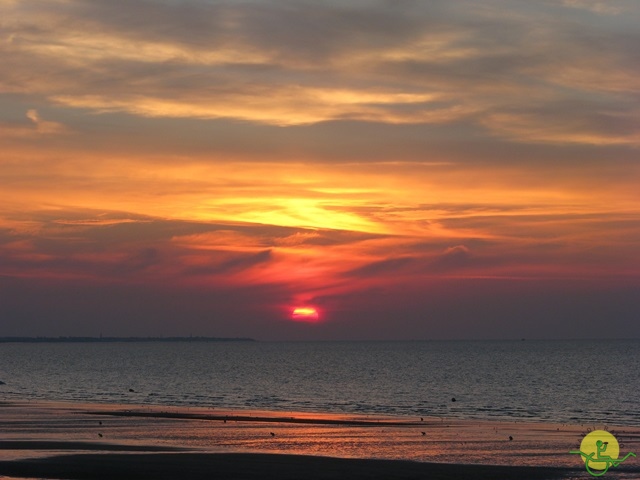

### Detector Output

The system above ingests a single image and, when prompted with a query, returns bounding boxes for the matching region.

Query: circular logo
[579,430,620,471]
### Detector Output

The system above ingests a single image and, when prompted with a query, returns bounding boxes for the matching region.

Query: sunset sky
[1,0,639,340]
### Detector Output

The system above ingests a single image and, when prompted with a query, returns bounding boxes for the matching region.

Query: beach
[0,451,571,480]
[2,401,639,479]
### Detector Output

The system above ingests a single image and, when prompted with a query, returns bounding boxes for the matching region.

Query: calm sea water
[0,340,638,426]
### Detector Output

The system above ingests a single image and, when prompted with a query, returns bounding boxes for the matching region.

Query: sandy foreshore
[1,400,638,479]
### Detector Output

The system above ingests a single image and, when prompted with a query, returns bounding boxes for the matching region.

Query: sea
[1,339,639,426]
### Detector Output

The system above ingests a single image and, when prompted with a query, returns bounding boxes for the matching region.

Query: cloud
[481,105,640,146]
[1,206,377,290]
[0,109,69,137]
[274,229,382,247]
[26,109,69,134]
[429,245,473,271]
[345,256,416,278]
[1,1,639,339]
[561,0,623,15]
[48,90,454,126]
[113,247,161,274]
[342,244,504,280]
[1,0,638,145]
[184,249,273,276]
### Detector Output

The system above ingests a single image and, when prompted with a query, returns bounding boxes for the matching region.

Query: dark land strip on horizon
[0,336,255,343]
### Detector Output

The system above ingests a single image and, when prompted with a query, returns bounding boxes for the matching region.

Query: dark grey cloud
[184,249,273,276]
[3,0,638,147]
[66,0,430,62]
[428,245,472,271]
[1,207,396,291]
[0,208,302,282]
[113,247,162,274]
[343,244,510,280]
[345,256,416,278]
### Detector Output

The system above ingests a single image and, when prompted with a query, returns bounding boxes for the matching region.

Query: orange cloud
[1,0,639,338]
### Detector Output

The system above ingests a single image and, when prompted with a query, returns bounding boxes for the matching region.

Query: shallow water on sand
[1,339,639,427]
[1,401,639,477]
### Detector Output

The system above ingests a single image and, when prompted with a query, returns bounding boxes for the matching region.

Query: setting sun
[291,307,320,323]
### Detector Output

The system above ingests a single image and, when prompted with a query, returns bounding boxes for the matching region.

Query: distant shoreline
[0,336,255,343]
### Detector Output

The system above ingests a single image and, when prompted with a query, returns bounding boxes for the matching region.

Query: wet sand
[1,401,639,479]
[0,451,571,480]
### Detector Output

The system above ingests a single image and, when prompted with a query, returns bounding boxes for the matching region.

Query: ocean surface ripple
[1,340,638,426]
